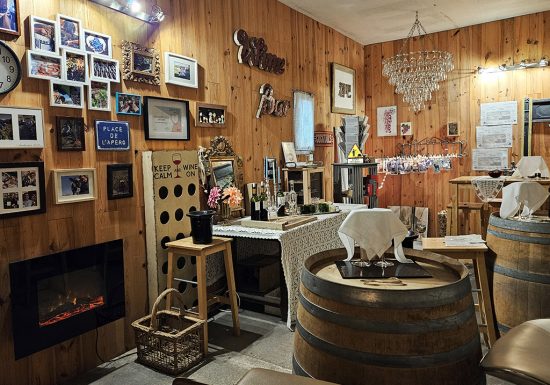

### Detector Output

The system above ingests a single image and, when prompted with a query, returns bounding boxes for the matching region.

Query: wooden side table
[165,236,240,354]
[421,237,497,347]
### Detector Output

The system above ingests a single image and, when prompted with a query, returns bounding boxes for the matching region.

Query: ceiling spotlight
[128,0,141,13]
[149,4,165,23]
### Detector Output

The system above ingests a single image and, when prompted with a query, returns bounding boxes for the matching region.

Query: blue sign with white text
[95,120,130,151]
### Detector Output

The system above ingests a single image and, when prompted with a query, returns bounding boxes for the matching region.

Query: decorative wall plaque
[121,41,160,85]
[233,29,286,74]
[256,84,290,118]
[314,131,335,147]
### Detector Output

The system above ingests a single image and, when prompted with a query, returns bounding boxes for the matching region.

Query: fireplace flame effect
[39,296,105,327]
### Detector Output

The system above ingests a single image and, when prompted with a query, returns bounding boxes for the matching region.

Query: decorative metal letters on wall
[233,29,286,74]
[256,83,290,118]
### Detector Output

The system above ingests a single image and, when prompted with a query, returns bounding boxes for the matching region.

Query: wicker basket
[132,288,205,375]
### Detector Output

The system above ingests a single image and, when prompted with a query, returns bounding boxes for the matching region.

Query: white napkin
[499,182,550,218]
[511,156,550,178]
[338,208,413,263]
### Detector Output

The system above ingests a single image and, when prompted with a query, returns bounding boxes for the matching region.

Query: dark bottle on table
[259,181,268,221]
[251,183,260,220]
[276,182,286,216]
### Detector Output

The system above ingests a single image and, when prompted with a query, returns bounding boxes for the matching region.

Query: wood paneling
[365,12,550,235]
[0,1,364,384]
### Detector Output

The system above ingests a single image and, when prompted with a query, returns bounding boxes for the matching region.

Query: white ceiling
[278,0,550,45]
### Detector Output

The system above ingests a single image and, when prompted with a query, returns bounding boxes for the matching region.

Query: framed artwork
[26,50,62,81]
[196,103,226,127]
[447,122,459,136]
[377,106,397,137]
[107,164,133,199]
[144,96,190,140]
[121,40,160,85]
[56,14,83,51]
[281,141,297,165]
[115,92,141,115]
[0,0,20,36]
[331,63,355,114]
[0,162,46,219]
[29,15,58,53]
[400,121,413,136]
[210,157,235,188]
[88,80,110,111]
[53,168,97,204]
[90,55,120,82]
[0,107,44,149]
[95,120,130,151]
[62,48,89,84]
[49,80,84,109]
[83,29,112,57]
[56,116,85,151]
[164,52,198,88]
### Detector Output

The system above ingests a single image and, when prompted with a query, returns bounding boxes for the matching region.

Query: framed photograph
[115,92,141,115]
[95,120,130,151]
[26,50,62,81]
[281,141,297,165]
[331,63,355,114]
[144,96,190,140]
[1,162,46,219]
[0,0,20,36]
[83,29,112,57]
[56,14,83,51]
[88,80,110,111]
[56,116,85,151]
[0,107,44,149]
[62,48,88,84]
[400,121,413,136]
[49,80,84,109]
[90,55,120,82]
[164,52,198,88]
[29,15,58,53]
[107,164,133,199]
[377,106,397,137]
[121,40,160,85]
[53,168,97,204]
[196,103,226,127]
[210,157,235,188]
[447,122,459,136]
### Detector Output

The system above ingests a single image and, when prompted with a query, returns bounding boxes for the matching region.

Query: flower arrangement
[207,185,243,209]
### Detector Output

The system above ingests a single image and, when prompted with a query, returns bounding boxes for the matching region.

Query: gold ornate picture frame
[121,41,160,85]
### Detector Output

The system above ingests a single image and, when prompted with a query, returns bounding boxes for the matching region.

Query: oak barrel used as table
[293,248,484,385]
[486,213,550,335]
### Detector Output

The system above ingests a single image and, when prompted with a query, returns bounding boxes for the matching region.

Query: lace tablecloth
[214,204,365,328]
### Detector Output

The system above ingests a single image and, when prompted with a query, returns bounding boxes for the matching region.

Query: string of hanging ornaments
[382,11,454,112]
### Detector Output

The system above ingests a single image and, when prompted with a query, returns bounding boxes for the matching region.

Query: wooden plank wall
[365,11,550,236]
[0,1,364,384]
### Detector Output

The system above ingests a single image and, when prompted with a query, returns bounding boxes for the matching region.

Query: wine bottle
[276,182,286,216]
[259,181,268,221]
[251,183,260,220]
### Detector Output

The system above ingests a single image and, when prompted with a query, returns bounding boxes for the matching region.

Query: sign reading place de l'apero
[95,120,130,151]
[233,29,286,74]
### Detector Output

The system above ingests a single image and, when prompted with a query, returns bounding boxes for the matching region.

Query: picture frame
[0,106,44,149]
[107,164,133,199]
[377,106,397,137]
[49,80,84,109]
[121,40,160,85]
[90,55,120,83]
[1,162,46,219]
[56,14,83,51]
[196,103,226,127]
[164,52,198,88]
[29,15,58,53]
[447,122,459,137]
[144,96,190,140]
[83,29,112,58]
[95,120,130,151]
[331,63,355,114]
[26,50,62,81]
[0,0,20,36]
[56,116,85,151]
[61,48,89,84]
[88,80,110,111]
[210,157,235,188]
[400,121,413,136]
[115,92,141,115]
[53,168,97,204]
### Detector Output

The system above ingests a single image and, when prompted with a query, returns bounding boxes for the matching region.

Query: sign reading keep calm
[95,120,130,151]
[233,29,286,74]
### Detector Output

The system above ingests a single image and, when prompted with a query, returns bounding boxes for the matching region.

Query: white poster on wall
[472,148,509,170]
[476,125,513,148]
[480,101,517,125]
[377,106,397,137]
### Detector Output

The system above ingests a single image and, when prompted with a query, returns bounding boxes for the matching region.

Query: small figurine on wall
[256,83,290,118]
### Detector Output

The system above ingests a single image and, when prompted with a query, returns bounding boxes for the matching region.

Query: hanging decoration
[233,29,286,74]
[256,83,290,118]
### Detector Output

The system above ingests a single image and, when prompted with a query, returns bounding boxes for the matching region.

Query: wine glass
[375,253,394,268]
[415,223,427,239]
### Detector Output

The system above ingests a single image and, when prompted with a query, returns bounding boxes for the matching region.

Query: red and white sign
[314,131,334,147]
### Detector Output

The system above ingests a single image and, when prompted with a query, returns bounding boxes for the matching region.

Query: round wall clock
[0,41,22,95]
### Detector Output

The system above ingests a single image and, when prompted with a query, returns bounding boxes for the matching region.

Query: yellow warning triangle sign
[348,144,362,158]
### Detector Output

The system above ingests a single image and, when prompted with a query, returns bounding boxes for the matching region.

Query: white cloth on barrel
[511,156,550,178]
[500,182,550,219]
[338,208,413,263]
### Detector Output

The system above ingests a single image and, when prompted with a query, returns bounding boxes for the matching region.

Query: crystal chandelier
[382,12,454,112]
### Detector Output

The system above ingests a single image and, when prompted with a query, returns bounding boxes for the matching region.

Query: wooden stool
[165,236,240,354]
[422,237,497,348]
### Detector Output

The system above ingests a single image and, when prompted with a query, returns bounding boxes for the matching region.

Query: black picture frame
[56,116,85,151]
[107,164,133,200]
[0,161,46,219]
[143,96,190,141]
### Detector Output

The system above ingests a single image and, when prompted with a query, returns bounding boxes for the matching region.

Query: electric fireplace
[9,239,125,359]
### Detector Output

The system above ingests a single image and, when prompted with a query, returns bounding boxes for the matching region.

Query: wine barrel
[486,213,550,335]
[293,248,484,385]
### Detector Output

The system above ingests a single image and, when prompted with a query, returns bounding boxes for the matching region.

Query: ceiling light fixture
[477,58,548,74]
[89,0,165,24]
[382,12,454,113]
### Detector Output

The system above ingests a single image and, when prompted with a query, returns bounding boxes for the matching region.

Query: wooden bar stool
[165,236,240,354]
[422,237,497,348]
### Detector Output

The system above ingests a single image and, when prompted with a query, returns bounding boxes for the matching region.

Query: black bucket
[187,210,216,244]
